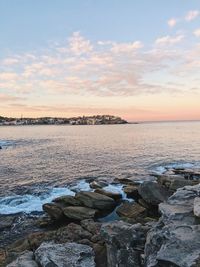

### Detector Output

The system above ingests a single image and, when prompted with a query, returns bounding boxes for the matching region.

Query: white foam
[103,184,131,200]
[153,162,196,175]
[70,180,91,192]
[0,187,75,215]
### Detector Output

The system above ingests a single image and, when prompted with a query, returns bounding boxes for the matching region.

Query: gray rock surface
[193,197,200,218]
[63,206,97,220]
[138,181,171,205]
[75,191,116,210]
[53,195,81,206]
[101,221,147,267]
[144,184,200,267]
[7,251,38,267]
[35,242,95,267]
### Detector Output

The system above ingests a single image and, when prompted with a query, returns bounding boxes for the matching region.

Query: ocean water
[0,121,200,214]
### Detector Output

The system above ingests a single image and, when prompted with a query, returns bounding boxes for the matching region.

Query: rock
[138,181,171,206]
[35,242,95,267]
[123,185,140,199]
[101,221,147,267]
[90,180,108,189]
[144,184,200,267]
[75,191,116,210]
[173,169,200,179]
[193,197,200,218]
[63,206,97,220]
[7,251,38,267]
[114,177,136,185]
[116,202,146,220]
[42,203,63,220]
[93,243,107,267]
[94,188,122,200]
[81,219,102,235]
[0,215,15,231]
[0,146,2,149]
[53,195,81,206]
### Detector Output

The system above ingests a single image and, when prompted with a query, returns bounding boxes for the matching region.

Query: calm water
[0,122,200,214]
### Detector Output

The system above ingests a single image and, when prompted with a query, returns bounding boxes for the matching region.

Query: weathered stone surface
[35,242,95,267]
[123,185,140,199]
[193,197,200,218]
[81,219,102,235]
[75,191,116,210]
[144,184,200,267]
[94,188,122,200]
[116,202,146,219]
[90,180,108,189]
[7,251,38,267]
[0,215,15,231]
[138,181,171,205]
[42,203,63,220]
[63,206,97,220]
[53,195,81,206]
[101,221,147,267]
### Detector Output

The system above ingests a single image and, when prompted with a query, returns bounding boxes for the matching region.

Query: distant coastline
[0,115,128,126]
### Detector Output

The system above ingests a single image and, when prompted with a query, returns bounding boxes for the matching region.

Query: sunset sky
[0,0,200,121]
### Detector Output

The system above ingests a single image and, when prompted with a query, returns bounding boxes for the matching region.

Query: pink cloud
[167,18,177,27]
[185,10,199,21]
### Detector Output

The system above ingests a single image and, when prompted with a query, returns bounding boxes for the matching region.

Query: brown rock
[63,206,97,220]
[42,203,63,220]
[94,188,122,200]
[116,202,146,219]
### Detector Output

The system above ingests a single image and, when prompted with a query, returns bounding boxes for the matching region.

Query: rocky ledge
[1,167,200,267]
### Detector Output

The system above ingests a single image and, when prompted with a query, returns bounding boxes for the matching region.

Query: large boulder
[63,206,97,220]
[116,202,146,219]
[94,188,122,200]
[42,203,63,220]
[144,184,200,267]
[101,221,147,267]
[90,180,108,189]
[7,251,38,267]
[123,185,140,199]
[75,191,116,210]
[138,181,171,206]
[35,242,95,267]
[53,195,81,206]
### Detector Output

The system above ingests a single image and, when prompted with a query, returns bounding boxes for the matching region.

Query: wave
[152,162,199,175]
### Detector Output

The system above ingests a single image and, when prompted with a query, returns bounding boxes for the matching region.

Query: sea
[0,121,200,215]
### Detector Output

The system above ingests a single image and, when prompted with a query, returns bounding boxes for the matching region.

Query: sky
[0,0,200,121]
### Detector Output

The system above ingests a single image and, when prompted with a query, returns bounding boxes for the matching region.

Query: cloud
[167,18,177,27]
[111,41,143,53]
[0,93,25,102]
[155,34,184,46]
[0,72,18,80]
[185,10,199,21]
[193,28,200,37]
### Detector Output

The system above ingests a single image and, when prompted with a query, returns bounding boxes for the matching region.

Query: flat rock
[116,202,146,219]
[35,242,95,267]
[138,181,171,206]
[63,206,97,220]
[94,188,122,200]
[53,195,81,206]
[7,251,38,267]
[42,203,63,220]
[75,191,116,210]
[193,197,200,217]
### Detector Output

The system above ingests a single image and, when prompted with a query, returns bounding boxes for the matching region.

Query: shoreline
[1,166,200,266]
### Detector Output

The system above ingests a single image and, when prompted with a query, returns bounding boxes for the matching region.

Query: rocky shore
[1,167,200,267]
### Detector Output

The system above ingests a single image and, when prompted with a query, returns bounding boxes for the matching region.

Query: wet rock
[116,202,146,220]
[63,206,97,220]
[35,242,95,267]
[94,188,122,200]
[0,215,15,231]
[81,219,102,235]
[90,180,108,189]
[123,185,140,199]
[193,197,200,218]
[173,169,200,179]
[93,243,107,267]
[101,221,147,267]
[114,177,136,185]
[53,195,81,206]
[0,146,2,149]
[144,184,200,267]
[75,191,116,210]
[42,203,63,220]
[138,181,171,206]
[7,251,38,267]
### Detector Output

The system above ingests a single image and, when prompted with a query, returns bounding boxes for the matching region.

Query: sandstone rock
[123,185,140,199]
[42,203,63,220]
[144,184,200,267]
[7,251,38,267]
[94,188,122,200]
[75,191,116,210]
[138,181,171,206]
[90,180,108,189]
[35,242,95,267]
[0,215,15,231]
[81,219,102,235]
[116,202,146,220]
[63,206,97,220]
[53,195,81,206]
[193,197,200,218]
[101,221,147,267]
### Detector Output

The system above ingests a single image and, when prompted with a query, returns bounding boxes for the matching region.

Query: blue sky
[0,0,200,120]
